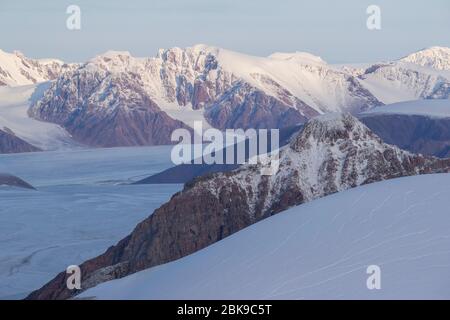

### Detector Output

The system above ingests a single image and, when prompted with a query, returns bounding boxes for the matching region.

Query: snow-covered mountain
[27,45,450,148]
[27,113,450,300]
[358,47,450,104]
[0,49,75,87]
[28,45,386,147]
[400,46,450,71]
[28,64,192,147]
[363,99,450,118]
[78,173,450,300]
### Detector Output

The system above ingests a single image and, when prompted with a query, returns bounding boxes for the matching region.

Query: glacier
[0,146,181,299]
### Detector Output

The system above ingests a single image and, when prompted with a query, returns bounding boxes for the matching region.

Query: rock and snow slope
[358,47,450,104]
[27,113,450,300]
[79,173,450,300]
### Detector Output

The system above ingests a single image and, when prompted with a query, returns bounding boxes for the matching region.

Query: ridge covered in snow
[363,99,450,118]
[0,49,76,86]
[79,173,450,300]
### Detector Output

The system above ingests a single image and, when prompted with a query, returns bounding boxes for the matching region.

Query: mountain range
[1,46,449,152]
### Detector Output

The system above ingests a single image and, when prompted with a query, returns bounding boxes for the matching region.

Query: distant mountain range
[0,46,449,152]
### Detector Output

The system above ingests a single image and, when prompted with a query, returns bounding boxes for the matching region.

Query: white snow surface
[80,173,450,300]
[0,84,77,150]
[363,99,450,118]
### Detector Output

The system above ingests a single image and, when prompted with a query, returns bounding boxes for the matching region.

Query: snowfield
[363,99,450,118]
[80,173,450,300]
[0,146,181,299]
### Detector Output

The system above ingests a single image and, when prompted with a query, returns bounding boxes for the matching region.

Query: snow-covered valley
[0,146,181,299]
[0,84,77,151]
[80,173,450,300]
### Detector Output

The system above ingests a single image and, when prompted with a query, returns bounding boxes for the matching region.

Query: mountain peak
[400,46,450,70]
[290,113,375,150]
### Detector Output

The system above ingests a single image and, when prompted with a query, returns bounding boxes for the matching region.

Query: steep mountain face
[0,49,75,87]
[29,66,192,147]
[0,128,41,153]
[1,45,449,149]
[27,113,450,300]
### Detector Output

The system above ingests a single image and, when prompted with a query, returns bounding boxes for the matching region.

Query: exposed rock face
[27,113,450,300]
[29,68,192,147]
[0,173,35,189]
[0,49,77,87]
[361,114,450,158]
[0,128,41,153]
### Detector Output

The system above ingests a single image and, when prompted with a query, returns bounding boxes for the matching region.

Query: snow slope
[0,84,77,150]
[363,99,450,118]
[80,173,450,300]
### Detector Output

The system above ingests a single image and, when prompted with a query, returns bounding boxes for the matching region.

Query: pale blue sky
[0,0,449,63]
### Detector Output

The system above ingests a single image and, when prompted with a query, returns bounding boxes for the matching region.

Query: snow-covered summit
[400,46,450,71]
